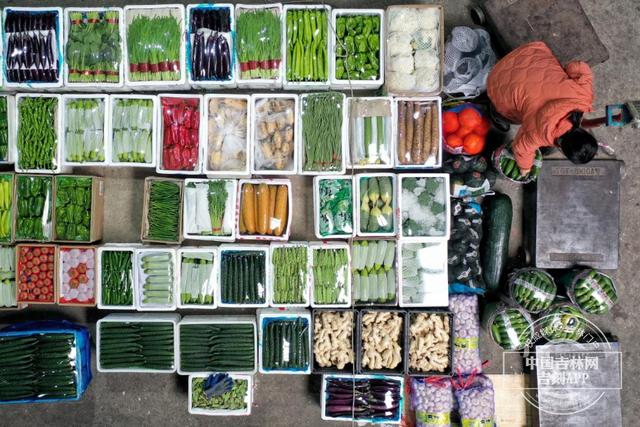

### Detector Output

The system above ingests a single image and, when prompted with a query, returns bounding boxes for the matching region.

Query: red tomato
[19,256,27,264]
[33,248,41,257]
[47,271,54,279]
[47,255,54,262]
[47,262,54,271]
[19,283,28,291]
[446,134,464,148]
[39,272,46,280]
[33,287,40,296]
[32,266,40,275]
[78,274,88,284]
[475,117,491,136]
[27,294,35,301]
[18,292,28,301]
[463,133,485,155]
[26,252,34,260]
[77,264,87,274]
[29,274,38,283]
[27,282,36,290]
[70,278,80,287]
[38,294,47,301]
[39,255,47,262]
[32,257,40,266]
[44,278,52,287]
[458,107,482,129]
[456,126,474,139]
[21,247,29,255]
[69,268,79,279]
[40,263,47,272]
[442,111,460,135]
[26,262,33,269]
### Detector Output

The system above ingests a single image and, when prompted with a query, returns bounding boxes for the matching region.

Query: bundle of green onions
[180,252,215,305]
[17,97,58,171]
[111,98,154,164]
[127,13,181,82]
[302,92,344,172]
[99,321,175,370]
[235,7,282,80]
[262,317,309,371]
[0,97,8,161]
[100,250,134,307]
[0,333,77,401]
[312,247,349,305]
[352,240,396,304]
[220,250,266,305]
[271,245,307,305]
[184,180,232,237]
[180,323,255,372]
[65,98,105,163]
[350,98,392,166]
[285,8,328,82]
[0,247,16,307]
[139,251,174,308]
[144,179,181,242]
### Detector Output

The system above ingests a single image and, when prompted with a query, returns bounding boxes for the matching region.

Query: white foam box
[63,7,125,89]
[396,173,450,242]
[392,97,443,169]
[397,240,448,308]
[351,238,398,307]
[61,94,110,167]
[107,94,158,168]
[329,9,385,90]
[312,176,355,240]
[96,243,141,310]
[309,241,352,308]
[123,4,188,89]
[257,308,312,374]
[250,93,298,175]
[135,247,178,311]
[183,178,237,242]
[186,3,236,89]
[354,173,397,238]
[177,315,258,375]
[268,241,310,308]
[282,4,332,90]
[96,312,180,373]
[0,94,16,165]
[216,244,270,308]
[188,373,253,416]
[235,179,292,242]
[346,96,395,169]
[176,247,218,309]
[202,94,252,178]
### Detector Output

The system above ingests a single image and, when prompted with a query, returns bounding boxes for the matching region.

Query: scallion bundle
[64,98,106,163]
[180,252,215,305]
[236,8,282,80]
[127,13,181,82]
[144,179,181,242]
[301,92,344,172]
[111,98,154,163]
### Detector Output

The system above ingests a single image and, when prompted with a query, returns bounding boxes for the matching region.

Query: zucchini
[481,193,512,293]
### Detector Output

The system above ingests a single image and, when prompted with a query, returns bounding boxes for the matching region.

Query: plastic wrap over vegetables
[15,175,53,241]
[54,176,93,242]
[334,13,381,81]
[396,99,440,167]
[239,183,289,238]
[220,249,267,305]
[350,98,392,167]
[261,316,310,372]
[449,294,482,375]
[184,180,234,238]
[301,92,345,173]
[358,175,394,234]
[285,8,328,82]
[401,176,448,238]
[65,98,106,163]
[401,242,447,306]
[453,374,495,427]
[235,6,281,80]
[207,97,248,173]
[352,240,396,304]
[17,96,58,172]
[254,97,296,172]
[161,97,200,172]
[411,377,454,427]
[179,250,216,306]
[0,247,16,308]
[111,98,154,164]
[312,245,349,306]
[563,268,618,315]
[317,178,353,238]
[324,376,403,423]
[0,98,8,162]
[483,302,534,351]
[189,7,232,82]
[59,247,95,305]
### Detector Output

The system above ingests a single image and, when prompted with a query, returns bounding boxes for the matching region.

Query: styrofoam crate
[96,244,141,310]
[268,242,310,308]
[312,176,355,240]
[309,241,351,308]
[108,94,158,168]
[188,374,253,416]
[61,94,110,167]
[392,97,443,169]
[135,247,178,311]
[216,244,270,308]
[235,179,292,242]
[397,240,449,308]
[396,173,450,241]
[183,178,237,242]
[354,173,397,238]
[346,96,395,169]
[257,308,312,374]
[176,247,218,309]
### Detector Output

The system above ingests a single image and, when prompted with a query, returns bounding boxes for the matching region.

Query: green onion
[144,180,181,242]
[301,92,344,172]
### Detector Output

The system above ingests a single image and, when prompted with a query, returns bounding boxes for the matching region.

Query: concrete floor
[0,0,638,425]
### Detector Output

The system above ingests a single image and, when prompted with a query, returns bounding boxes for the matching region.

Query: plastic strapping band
[513,277,554,301]
[500,313,520,348]
[583,276,614,308]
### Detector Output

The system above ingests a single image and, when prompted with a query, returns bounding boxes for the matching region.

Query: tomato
[33,287,40,296]
[44,278,52,287]
[47,255,54,262]
[29,274,38,283]
[39,272,46,280]
[475,117,491,136]
[19,256,27,264]
[446,134,464,148]
[39,263,47,272]
[19,292,28,301]
[442,111,460,135]
[32,257,40,266]
[27,294,35,301]
[27,281,36,290]
[21,247,29,255]
[33,248,41,257]
[18,283,28,291]
[70,278,80,287]
[39,255,47,262]
[26,252,34,260]
[458,107,482,129]
[47,271,54,279]
[455,126,474,139]
[47,262,54,271]
[77,264,87,274]
[38,294,47,301]
[26,261,33,269]
[32,266,40,275]
[463,133,485,155]
[78,274,88,284]
[69,268,79,279]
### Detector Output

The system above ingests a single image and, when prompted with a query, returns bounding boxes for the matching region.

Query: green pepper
[354,16,363,32]
[33,196,45,217]
[355,35,367,53]
[362,16,373,36]
[346,17,357,34]
[346,55,356,71]
[335,59,345,79]
[345,36,355,54]
[367,52,379,70]
[55,223,65,238]
[82,211,91,227]
[367,34,380,52]
[354,53,367,70]
[336,17,346,38]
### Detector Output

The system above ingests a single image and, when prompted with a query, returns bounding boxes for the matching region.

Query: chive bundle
[145,180,181,242]
[313,247,349,305]
[220,251,266,305]
[99,322,174,370]
[301,92,344,172]
[17,97,58,171]
[272,246,307,305]
[235,8,282,80]
[180,252,215,305]
[127,14,181,82]
[140,252,174,308]
[262,318,309,371]
[180,323,255,372]
[0,333,77,402]
[101,250,133,307]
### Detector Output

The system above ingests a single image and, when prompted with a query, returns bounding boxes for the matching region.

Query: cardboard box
[53,175,105,243]
[140,177,184,244]
[57,245,97,307]
[15,244,58,305]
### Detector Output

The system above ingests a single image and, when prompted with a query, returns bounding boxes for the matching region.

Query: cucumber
[481,194,512,293]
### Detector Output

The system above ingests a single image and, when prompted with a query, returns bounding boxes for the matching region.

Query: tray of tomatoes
[442,103,491,156]
[17,244,57,304]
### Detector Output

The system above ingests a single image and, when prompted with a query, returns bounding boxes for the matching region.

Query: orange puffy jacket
[487,42,594,170]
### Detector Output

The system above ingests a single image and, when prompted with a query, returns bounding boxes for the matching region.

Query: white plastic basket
[108,94,158,168]
[268,241,310,308]
[346,96,395,169]
[257,308,312,374]
[354,173,397,238]
[396,173,450,241]
[183,178,237,242]
[176,247,218,309]
[188,373,253,416]
[96,244,141,310]
[216,244,270,308]
[61,94,110,167]
[392,97,443,169]
[135,247,178,311]
[309,241,351,308]
[313,176,355,240]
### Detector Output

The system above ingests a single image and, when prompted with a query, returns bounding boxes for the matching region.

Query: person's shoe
[489,104,511,132]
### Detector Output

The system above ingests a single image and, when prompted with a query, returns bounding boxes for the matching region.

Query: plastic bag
[540,299,587,341]
[454,374,495,427]
[483,302,534,351]
[411,377,454,427]
[317,178,353,238]
[396,99,441,166]
[189,6,232,82]
[137,250,175,310]
[359,311,404,373]
[301,92,345,173]
[65,98,106,163]
[311,244,350,306]
[400,176,448,238]
[261,316,310,372]
[448,200,485,293]
[508,268,557,313]
[444,156,494,198]
[15,175,53,241]
[313,310,354,370]
[239,182,289,238]
[352,240,396,304]
[563,268,618,315]
[184,180,234,238]
[59,247,96,306]
[285,7,329,82]
[207,97,248,172]
[400,242,448,306]
[219,249,267,305]
[179,250,215,306]
[444,26,496,96]
[161,97,200,172]
[449,294,482,374]
[350,98,392,166]
[111,98,154,164]
[235,6,282,81]
[253,97,296,172]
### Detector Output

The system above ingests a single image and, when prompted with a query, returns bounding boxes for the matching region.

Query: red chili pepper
[161,97,201,171]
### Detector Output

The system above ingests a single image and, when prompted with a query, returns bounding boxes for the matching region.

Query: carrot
[273,185,288,236]
[257,183,269,235]
[242,184,256,234]
[430,104,439,159]
[412,105,426,164]
[253,183,258,233]
[397,101,406,164]
[239,206,247,233]
[405,102,414,163]
[267,185,277,234]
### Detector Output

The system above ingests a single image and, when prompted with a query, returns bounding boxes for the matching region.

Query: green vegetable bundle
[17,97,58,171]
[15,175,52,241]
[54,176,93,241]
[334,14,381,81]
[66,10,122,83]
[359,176,394,234]
[509,268,557,313]
[312,246,349,305]
[272,245,308,305]
[184,180,231,237]
[401,176,447,237]
[493,144,542,183]
[180,323,255,372]
[540,301,587,341]
[65,98,105,163]
[565,269,618,315]
[220,250,266,305]
[100,250,134,307]
[127,14,181,82]
[236,8,282,80]
[262,317,309,371]
[0,175,12,242]
[99,321,175,370]
[111,98,154,163]
[191,377,248,411]
[285,8,328,82]
[0,333,78,401]
[145,179,181,242]
[352,240,396,304]
[318,178,353,237]
[301,92,344,172]
[0,97,8,161]
[0,247,16,307]
[140,252,174,308]
[486,305,533,350]
[180,252,215,305]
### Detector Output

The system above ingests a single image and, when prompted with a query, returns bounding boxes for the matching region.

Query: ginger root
[360,311,403,370]
[313,311,354,369]
[409,313,450,373]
